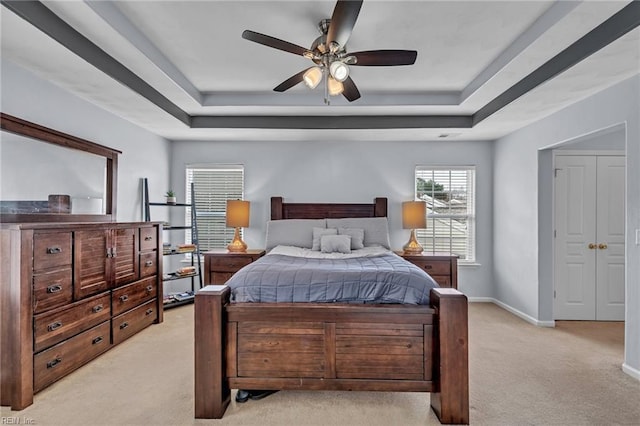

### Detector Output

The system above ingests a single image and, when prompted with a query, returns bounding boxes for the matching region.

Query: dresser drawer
[411,260,451,276]
[112,299,157,345]
[140,251,158,278]
[33,232,72,271]
[112,277,157,317]
[33,321,111,393]
[139,227,157,252]
[33,292,111,352]
[33,269,73,314]
[209,256,253,272]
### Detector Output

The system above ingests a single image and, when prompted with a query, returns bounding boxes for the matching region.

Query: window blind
[415,166,476,262]
[185,165,244,251]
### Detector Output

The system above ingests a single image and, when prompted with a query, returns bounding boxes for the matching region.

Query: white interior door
[595,156,625,320]
[554,154,625,321]
[554,156,597,320]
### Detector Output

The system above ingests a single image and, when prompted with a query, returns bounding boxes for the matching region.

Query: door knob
[598,243,608,250]
[588,243,597,249]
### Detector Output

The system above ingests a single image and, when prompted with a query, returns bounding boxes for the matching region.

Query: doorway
[553,153,625,320]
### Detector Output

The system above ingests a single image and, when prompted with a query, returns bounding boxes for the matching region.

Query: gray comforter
[227,252,438,305]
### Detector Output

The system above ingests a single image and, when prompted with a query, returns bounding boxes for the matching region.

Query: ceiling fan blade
[242,30,310,57]
[342,77,361,102]
[351,50,418,66]
[327,0,363,49]
[273,68,310,92]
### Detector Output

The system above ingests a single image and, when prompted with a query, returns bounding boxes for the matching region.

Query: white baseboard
[622,363,640,381]
[468,297,556,327]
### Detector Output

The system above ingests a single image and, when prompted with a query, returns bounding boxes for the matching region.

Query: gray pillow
[326,217,390,249]
[338,227,364,250]
[312,227,337,250]
[320,234,351,254]
[265,219,326,250]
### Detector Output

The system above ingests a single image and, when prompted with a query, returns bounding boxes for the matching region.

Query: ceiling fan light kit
[242,0,417,104]
[303,67,323,89]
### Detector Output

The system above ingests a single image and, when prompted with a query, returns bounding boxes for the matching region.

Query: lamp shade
[226,200,250,228]
[327,76,344,96]
[303,67,322,89]
[402,201,426,229]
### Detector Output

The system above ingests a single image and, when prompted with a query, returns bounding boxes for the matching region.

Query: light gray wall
[493,75,640,376]
[170,138,494,298]
[0,59,171,222]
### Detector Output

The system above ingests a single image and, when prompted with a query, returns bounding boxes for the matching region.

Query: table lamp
[226,199,250,252]
[402,200,426,254]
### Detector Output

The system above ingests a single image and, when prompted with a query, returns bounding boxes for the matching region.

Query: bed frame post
[430,288,469,425]
[194,285,231,419]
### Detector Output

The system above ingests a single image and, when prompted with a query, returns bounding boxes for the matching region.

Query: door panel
[554,156,596,320]
[595,156,625,320]
[74,230,111,300]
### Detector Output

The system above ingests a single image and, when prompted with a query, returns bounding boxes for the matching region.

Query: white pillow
[312,227,337,250]
[320,234,352,254]
[326,217,390,249]
[265,219,326,250]
[338,227,364,250]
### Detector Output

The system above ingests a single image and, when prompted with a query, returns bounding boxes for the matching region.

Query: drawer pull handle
[92,336,104,345]
[46,247,62,254]
[144,236,153,241]
[120,295,129,302]
[47,321,62,332]
[47,357,62,369]
[120,322,129,330]
[146,285,153,293]
[423,265,433,269]
[145,260,154,267]
[46,284,63,293]
[145,308,154,316]
[92,304,104,313]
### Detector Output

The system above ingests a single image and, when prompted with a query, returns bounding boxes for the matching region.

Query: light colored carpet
[2,303,638,425]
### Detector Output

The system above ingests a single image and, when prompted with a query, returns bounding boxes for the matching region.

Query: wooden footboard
[194,285,468,424]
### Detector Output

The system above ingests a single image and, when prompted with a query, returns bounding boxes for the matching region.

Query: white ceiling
[1,0,638,142]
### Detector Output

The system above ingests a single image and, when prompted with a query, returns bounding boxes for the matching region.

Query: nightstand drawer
[430,275,451,288]
[209,256,253,272]
[412,260,451,276]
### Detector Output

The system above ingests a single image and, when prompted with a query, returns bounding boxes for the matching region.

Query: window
[415,166,476,262]
[185,165,244,251]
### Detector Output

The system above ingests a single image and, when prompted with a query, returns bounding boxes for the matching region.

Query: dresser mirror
[0,113,119,222]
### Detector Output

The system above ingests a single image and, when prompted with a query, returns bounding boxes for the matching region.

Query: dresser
[203,249,266,285]
[395,252,458,289]
[0,222,162,410]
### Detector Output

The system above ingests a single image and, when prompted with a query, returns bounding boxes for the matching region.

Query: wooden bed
[194,197,469,424]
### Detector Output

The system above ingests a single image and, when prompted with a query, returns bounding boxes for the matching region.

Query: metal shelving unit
[142,178,202,309]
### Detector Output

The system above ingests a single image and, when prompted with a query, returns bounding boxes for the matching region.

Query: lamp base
[227,227,247,253]
[403,229,423,255]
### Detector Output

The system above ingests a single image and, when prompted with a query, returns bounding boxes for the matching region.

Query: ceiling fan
[242,0,417,104]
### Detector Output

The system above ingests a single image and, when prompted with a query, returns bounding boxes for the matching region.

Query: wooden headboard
[271,196,387,220]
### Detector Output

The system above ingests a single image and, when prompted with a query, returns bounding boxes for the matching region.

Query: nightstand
[395,252,458,289]
[203,249,266,285]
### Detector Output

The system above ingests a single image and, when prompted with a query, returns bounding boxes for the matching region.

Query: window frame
[185,164,245,251]
[414,165,476,263]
